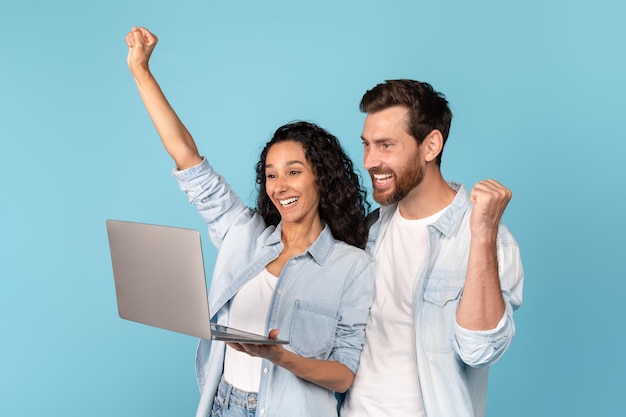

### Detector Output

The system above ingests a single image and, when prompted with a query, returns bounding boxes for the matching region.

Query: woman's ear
[423,129,443,162]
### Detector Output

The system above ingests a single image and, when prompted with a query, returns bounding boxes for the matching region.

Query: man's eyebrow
[361,136,394,143]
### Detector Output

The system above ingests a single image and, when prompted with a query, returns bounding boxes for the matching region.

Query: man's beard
[370,150,423,206]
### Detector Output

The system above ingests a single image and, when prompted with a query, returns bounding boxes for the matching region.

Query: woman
[126,27,374,417]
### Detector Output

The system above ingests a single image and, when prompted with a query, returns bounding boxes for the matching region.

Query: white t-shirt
[342,207,444,416]
[223,268,277,392]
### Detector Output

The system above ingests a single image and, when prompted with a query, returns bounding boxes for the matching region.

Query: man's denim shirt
[364,182,524,417]
[173,159,374,417]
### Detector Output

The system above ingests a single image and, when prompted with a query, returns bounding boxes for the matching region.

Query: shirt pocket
[421,270,464,353]
[289,300,338,358]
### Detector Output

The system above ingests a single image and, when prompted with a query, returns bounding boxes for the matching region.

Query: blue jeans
[211,377,258,417]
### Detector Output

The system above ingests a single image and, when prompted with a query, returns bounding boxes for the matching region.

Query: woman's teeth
[280,197,298,206]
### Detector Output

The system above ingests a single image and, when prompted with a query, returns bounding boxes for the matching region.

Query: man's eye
[289,170,300,176]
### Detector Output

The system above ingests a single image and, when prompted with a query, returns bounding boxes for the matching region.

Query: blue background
[1,0,624,415]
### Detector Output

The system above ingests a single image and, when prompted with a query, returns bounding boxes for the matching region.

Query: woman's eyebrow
[265,160,305,169]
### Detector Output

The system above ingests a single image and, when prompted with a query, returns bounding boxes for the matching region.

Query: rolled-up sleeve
[453,302,514,366]
[328,258,375,374]
[453,234,523,367]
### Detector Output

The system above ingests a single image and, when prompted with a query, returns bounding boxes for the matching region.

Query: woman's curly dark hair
[255,121,370,249]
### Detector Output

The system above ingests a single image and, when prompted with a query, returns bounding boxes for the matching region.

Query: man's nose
[363,147,379,171]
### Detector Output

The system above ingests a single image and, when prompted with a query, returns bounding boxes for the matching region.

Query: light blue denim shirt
[173,159,375,417]
[359,182,524,417]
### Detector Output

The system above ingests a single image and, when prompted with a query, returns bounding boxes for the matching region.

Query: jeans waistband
[217,377,258,411]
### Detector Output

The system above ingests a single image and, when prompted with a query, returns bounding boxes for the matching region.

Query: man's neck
[397,171,456,220]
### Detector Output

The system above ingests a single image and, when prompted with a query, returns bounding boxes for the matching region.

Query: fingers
[125,27,137,47]
[126,26,138,47]
[126,26,158,47]
[268,329,280,339]
[138,27,158,45]
[470,179,512,204]
[469,179,512,236]
[126,26,158,72]
[231,343,262,357]
[473,179,507,193]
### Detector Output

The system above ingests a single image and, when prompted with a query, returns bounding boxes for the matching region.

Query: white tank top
[343,207,444,416]
[223,268,277,392]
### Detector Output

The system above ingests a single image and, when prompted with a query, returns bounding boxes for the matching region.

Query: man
[341,80,524,417]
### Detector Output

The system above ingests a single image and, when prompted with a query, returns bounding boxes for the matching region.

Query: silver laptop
[106,219,288,344]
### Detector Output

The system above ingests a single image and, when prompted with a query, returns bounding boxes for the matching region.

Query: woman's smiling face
[264,140,321,226]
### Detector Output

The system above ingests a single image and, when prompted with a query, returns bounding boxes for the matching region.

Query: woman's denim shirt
[362,182,524,417]
[173,159,374,417]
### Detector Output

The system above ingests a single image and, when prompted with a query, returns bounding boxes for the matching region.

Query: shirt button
[292,260,297,264]
[276,289,282,295]
[263,368,269,374]
[260,408,266,414]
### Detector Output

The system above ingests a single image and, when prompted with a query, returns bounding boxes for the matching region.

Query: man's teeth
[374,173,393,181]
[280,197,299,206]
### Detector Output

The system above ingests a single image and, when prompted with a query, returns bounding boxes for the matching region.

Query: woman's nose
[274,176,289,192]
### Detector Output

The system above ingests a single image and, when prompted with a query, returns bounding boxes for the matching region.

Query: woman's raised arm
[126,26,203,170]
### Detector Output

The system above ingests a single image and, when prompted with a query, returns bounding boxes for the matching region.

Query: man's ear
[423,129,443,162]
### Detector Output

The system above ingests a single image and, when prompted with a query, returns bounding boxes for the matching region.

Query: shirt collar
[429,182,469,237]
[266,223,336,265]
[376,181,469,237]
